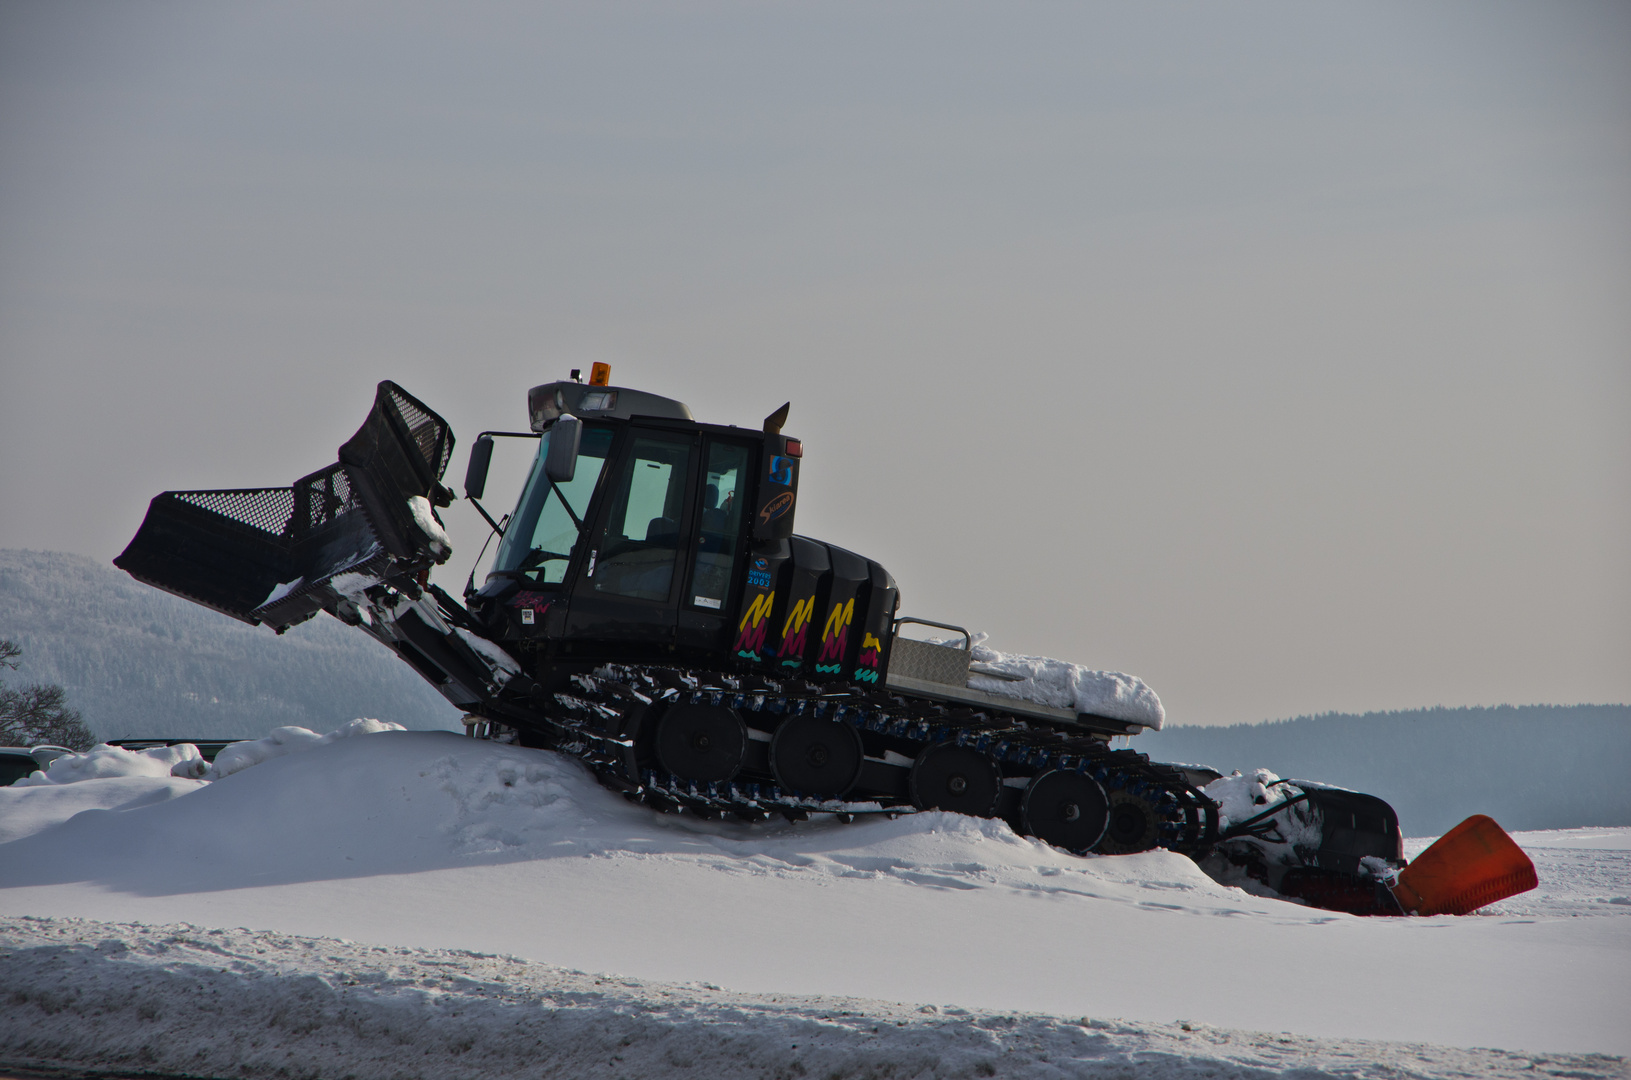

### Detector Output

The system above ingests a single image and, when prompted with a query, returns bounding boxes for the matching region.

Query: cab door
[565,428,698,646]
[676,437,757,653]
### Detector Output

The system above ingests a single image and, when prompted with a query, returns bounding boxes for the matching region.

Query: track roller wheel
[1094,788,1162,854]
[770,714,864,797]
[909,743,1001,816]
[653,704,747,783]
[1021,769,1109,854]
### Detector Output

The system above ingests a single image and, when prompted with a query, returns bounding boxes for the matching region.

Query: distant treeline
[1131,704,1631,836]
[1,549,461,741]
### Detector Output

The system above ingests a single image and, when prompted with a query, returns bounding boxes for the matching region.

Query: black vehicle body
[114,378,1404,906]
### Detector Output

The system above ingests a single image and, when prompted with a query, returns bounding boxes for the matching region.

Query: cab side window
[593,434,693,602]
[688,441,751,610]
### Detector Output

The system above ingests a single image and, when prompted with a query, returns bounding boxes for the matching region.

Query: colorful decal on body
[767,456,794,486]
[813,597,854,674]
[853,631,883,684]
[776,596,816,668]
[746,556,773,589]
[733,590,776,660]
[757,491,794,527]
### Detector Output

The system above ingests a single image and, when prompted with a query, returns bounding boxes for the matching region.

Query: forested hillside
[0,550,460,741]
[1133,704,1630,834]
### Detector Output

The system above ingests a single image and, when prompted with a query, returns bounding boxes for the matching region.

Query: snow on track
[2,916,1623,1080]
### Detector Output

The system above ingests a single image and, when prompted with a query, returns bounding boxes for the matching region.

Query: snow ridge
[2,916,1620,1080]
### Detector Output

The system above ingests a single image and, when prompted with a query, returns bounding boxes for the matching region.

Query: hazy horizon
[3,2,1627,725]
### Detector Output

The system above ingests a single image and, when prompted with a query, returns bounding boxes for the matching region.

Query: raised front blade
[114,487,298,625]
[1391,814,1538,916]
[114,468,389,632]
[249,462,388,628]
[339,380,455,562]
[115,381,453,632]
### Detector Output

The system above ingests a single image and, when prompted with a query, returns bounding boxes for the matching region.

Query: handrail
[892,616,972,652]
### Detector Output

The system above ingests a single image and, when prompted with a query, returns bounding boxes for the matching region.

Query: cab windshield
[490,424,615,584]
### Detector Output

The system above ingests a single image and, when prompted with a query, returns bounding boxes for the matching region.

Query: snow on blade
[1,916,1618,1080]
[259,576,305,607]
[208,717,404,779]
[966,632,1165,728]
[407,494,452,558]
[455,627,521,686]
[328,569,382,600]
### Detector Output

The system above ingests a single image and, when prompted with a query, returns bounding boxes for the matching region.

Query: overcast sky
[2,1,1627,726]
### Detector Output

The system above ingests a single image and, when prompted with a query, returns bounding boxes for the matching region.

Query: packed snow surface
[4,917,1623,1080]
[2,730,1627,1072]
[964,632,1165,728]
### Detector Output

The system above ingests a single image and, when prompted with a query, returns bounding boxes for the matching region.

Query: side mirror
[545,414,582,484]
[464,435,495,500]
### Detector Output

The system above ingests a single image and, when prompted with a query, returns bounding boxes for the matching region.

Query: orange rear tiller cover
[1391,814,1538,916]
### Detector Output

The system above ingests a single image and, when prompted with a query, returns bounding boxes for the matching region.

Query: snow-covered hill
[2,729,1626,1075]
[0,549,461,739]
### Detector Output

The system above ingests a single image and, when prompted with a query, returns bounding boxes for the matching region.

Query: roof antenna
[763,402,790,435]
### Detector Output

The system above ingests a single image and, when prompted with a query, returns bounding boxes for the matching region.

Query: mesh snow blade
[116,381,451,631]
[338,380,455,561]
[1391,814,1538,916]
[249,462,388,629]
[114,487,298,625]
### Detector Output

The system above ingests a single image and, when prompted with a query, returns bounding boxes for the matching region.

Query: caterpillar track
[512,663,1217,856]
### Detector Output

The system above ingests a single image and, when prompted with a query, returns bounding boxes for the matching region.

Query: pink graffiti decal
[814,598,853,674]
[777,596,815,661]
[734,591,775,659]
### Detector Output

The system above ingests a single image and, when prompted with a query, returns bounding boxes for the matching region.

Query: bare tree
[1,639,95,751]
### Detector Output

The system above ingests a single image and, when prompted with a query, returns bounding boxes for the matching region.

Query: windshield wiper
[548,480,585,531]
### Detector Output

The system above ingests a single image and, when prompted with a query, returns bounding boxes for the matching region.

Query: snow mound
[208,717,404,779]
[13,742,206,785]
[0,776,205,845]
[2,916,1619,1080]
[0,729,1222,896]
